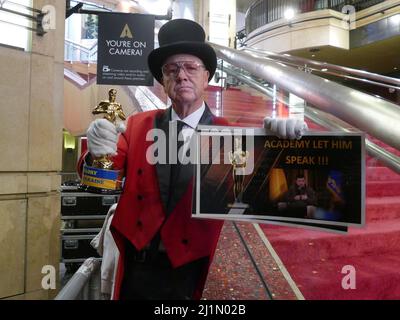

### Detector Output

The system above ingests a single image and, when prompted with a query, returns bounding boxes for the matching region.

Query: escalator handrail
[220,62,400,174]
[212,42,400,152]
[243,47,400,88]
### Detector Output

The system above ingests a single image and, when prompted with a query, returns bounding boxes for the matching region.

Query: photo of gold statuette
[80,89,126,194]
[228,137,250,211]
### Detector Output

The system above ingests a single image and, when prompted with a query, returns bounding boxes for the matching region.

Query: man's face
[162,54,209,108]
[296,178,306,188]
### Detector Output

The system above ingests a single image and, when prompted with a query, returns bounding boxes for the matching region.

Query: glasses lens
[182,62,201,75]
[162,63,178,76]
[162,62,204,77]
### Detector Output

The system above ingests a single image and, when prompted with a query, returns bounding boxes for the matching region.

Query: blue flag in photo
[327,170,344,203]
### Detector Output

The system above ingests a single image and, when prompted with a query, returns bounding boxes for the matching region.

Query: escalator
[205,44,400,299]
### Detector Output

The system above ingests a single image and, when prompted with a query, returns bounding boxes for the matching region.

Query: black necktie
[170,120,185,182]
[167,120,185,210]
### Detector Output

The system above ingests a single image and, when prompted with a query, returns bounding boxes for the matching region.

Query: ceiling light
[321,68,328,72]
[284,8,295,20]
[390,14,400,23]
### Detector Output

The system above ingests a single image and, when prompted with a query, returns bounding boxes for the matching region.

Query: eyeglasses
[161,61,205,78]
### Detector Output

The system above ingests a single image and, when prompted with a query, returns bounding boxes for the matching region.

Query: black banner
[97,13,155,85]
[193,127,365,228]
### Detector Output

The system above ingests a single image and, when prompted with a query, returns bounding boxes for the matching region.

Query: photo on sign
[192,127,365,227]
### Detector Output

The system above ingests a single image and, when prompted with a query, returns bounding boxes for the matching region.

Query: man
[285,174,317,218]
[82,19,307,300]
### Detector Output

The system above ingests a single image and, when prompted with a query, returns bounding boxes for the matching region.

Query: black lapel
[154,107,172,212]
[167,104,216,213]
[198,103,215,126]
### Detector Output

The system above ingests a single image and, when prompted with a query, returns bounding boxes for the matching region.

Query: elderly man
[83,19,307,300]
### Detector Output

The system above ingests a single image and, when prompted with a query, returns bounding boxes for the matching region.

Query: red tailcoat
[78,107,228,299]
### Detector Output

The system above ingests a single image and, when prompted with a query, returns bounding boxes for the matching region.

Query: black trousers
[120,241,209,300]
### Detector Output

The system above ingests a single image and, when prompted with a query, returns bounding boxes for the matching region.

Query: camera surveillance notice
[97,13,154,85]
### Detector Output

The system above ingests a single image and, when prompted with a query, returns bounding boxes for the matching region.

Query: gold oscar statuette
[228,137,250,209]
[80,89,126,194]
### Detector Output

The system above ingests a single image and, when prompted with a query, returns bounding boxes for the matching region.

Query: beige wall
[246,1,400,53]
[246,10,350,52]
[0,0,64,300]
[356,0,400,28]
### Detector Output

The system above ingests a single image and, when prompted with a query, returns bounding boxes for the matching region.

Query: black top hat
[148,19,217,84]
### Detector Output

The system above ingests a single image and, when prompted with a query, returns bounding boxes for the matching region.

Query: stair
[205,87,273,127]
[286,251,400,300]
[261,164,400,299]
[150,83,400,300]
[202,86,400,300]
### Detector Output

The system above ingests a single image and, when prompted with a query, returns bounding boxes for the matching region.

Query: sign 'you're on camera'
[97,13,155,86]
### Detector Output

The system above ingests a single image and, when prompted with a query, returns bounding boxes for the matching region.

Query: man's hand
[86,119,125,157]
[264,117,308,140]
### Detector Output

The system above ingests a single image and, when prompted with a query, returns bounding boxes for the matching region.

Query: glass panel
[0,0,32,51]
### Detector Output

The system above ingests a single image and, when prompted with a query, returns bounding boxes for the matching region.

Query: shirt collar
[170,102,206,129]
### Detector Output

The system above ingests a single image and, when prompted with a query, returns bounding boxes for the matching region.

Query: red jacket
[78,106,228,299]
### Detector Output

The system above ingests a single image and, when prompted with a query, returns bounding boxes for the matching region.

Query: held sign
[97,13,155,85]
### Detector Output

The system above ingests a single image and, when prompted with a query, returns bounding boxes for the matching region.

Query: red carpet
[204,87,400,299]
[261,122,400,299]
[205,87,400,299]
[261,162,400,299]
[151,85,400,299]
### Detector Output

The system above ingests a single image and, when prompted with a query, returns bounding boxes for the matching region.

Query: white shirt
[171,102,205,128]
[170,102,205,143]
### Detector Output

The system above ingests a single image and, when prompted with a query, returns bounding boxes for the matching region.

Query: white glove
[264,117,308,140]
[87,119,126,157]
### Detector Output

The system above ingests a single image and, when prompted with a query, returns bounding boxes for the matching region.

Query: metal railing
[133,86,168,111]
[305,107,400,173]
[243,47,400,91]
[219,62,400,173]
[0,0,46,36]
[211,42,400,152]
[245,0,385,35]
[55,257,101,300]
[64,39,98,63]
